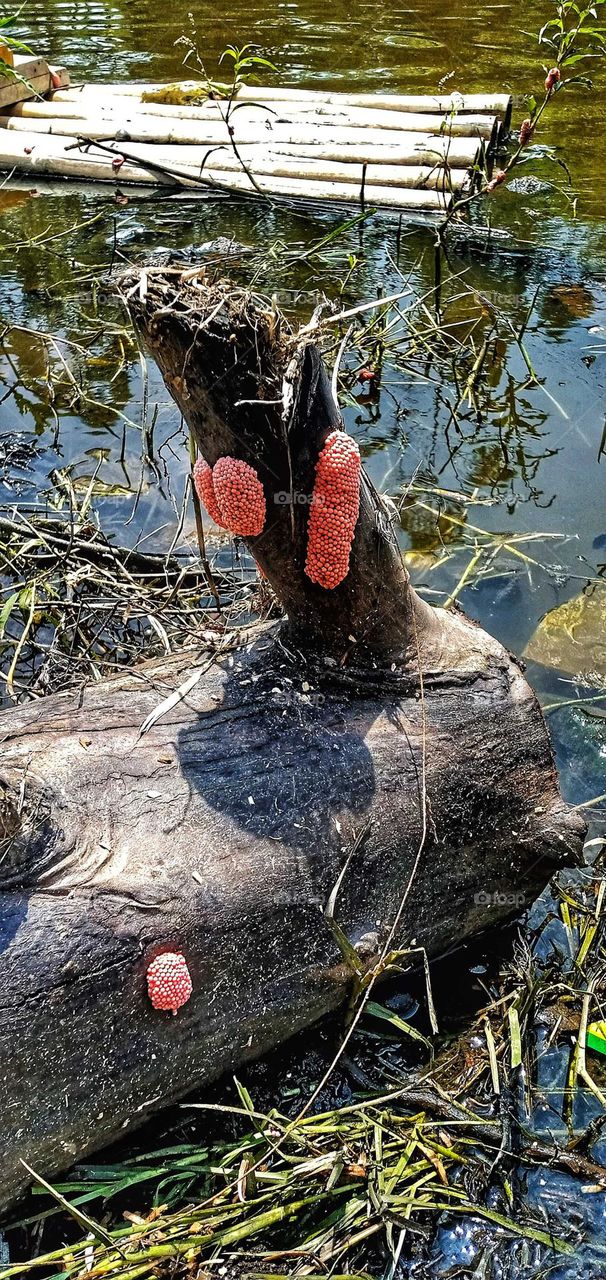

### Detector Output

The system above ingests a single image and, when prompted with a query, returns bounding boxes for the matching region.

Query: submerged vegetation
[0,0,605,1275]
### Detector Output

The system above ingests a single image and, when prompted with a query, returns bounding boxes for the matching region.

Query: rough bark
[0,269,586,1214]
[124,268,447,665]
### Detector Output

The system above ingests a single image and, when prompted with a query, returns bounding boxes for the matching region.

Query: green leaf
[19,1161,122,1251]
[18,584,34,610]
[0,591,19,639]
[325,915,364,975]
[508,1007,522,1068]
[452,1202,574,1253]
[233,1077,255,1115]
[563,50,603,63]
[2,36,33,52]
[247,55,277,70]
[365,1000,432,1050]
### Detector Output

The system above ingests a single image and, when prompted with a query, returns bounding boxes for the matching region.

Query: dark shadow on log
[175,633,580,937]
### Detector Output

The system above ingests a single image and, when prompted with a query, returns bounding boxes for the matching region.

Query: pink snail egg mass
[304,430,361,590]
[146,951,193,1015]
[212,456,266,537]
[193,457,227,528]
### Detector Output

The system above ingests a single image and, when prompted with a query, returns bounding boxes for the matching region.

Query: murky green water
[1,5,606,1271]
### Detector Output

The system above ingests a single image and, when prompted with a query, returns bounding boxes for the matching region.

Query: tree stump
[0,269,585,1215]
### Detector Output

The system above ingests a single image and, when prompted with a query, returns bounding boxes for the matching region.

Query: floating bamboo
[0,130,176,185]
[48,89,498,139]
[51,80,513,123]
[0,129,457,207]
[0,112,483,172]
[0,66,509,211]
[0,125,472,190]
[225,85,513,124]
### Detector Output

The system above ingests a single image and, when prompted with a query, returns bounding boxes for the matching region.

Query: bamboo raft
[0,56,512,212]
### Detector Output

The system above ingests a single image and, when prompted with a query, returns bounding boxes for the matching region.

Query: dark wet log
[0,271,585,1214]
[124,269,448,666]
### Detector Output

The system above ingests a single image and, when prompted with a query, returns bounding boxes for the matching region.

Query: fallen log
[0,271,585,1216]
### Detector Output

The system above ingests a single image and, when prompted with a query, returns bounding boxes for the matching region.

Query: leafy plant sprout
[170,25,277,196]
[447,0,606,226]
[0,5,33,88]
[175,12,277,101]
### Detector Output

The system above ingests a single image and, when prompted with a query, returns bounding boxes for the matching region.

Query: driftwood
[0,270,585,1215]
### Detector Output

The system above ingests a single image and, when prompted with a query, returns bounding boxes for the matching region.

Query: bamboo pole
[138,101,498,140]
[86,139,474,191]
[0,133,177,185]
[246,138,482,170]
[47,90,498,139]
[51,82,513,122]
[110,144,472,191]
[13,99,92,120]
[0,122,471,190]
[228,85,513,122]
[1,120,482,171]
[0,175,158,197]
[0,130,455,207]
[3,110,486,167]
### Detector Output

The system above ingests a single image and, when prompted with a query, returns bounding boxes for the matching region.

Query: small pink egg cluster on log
[146,951,192,1015]
[193,455,266,536]
[304,430,361,589]
[486,169,507,193]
